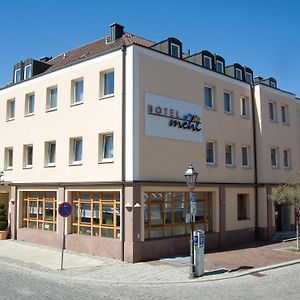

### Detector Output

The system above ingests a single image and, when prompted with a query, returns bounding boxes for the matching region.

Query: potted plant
[0,202,8,240]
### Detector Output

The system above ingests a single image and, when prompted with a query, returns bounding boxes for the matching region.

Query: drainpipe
[250,84,259,239]
[121,44,127,261]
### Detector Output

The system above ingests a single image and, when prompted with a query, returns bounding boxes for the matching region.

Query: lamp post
[185,164,198,279]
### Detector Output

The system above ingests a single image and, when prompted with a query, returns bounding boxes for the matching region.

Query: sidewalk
[0,239,300,284]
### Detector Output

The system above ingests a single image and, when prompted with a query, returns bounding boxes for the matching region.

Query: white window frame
[170,43,180,58]
[224,91,232,113]
[23,144,33,168]
[268,101,276,121]
[6,99,16,121]
[14,68,22,83]
[45,141,56,167]
[240,97,248,118]
[25,93,35,116]
[283,149,291,169]
[280,105,288,124]
[204,85,214,109]
[4,147,13,170]
[225,144,234,167]
[216,60,224,73]
[24,64,32,80]
[99,133,114,163]
[203,55,212,69]
[46,86,58,111]
[206,141,216,165]
[100,69,115,98]
[271,147,279,168]
[71,78,84,105]
[241,146,250,168]
[70,138,83,165]
[235,68,243,80]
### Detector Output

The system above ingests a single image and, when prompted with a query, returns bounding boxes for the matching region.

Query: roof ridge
[124,32,156,44]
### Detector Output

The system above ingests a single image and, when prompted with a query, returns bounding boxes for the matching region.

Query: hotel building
[0,23,299,262]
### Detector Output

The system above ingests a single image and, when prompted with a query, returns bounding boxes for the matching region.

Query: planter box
[0,230,8,240]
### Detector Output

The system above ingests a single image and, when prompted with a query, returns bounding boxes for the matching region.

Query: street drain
[250,272,266,277]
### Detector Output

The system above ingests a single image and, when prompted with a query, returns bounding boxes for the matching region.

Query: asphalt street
[1,258,300,300]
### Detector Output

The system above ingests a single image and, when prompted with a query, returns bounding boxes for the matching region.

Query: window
[6,99,15,121]
[45,141,56,166]
[271,147,278,168]
[72,191,120,239]
[47,86,57,110]
[170,43,180,58]
[216,60,224,73]
[225,144,234,166]
[99,133,114,162]
[144,192,212,239]
[240,97,249,117]
[241,146,250,167]
[204,86,214,109]
[268,102,276,121]
[4,147,13,170]
[22,191,57,231]
[23,144,33,168]
[270,81,276,88]
[70,138,82,164]
[281,105,288,124]
[237,194,249,220]
[25,93,35,116]
[24,64,32,80]
[224,92,232,113]
[235,68,243,80]
[206,141,216,165]
[203,55,212,69]
[101,70,114,97]
[245,72,252,84]
[283,149,291,169]
[14,68,22,83]
[72,79,84,104]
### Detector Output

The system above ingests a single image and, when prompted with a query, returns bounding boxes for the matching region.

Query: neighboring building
[0,23,299,262]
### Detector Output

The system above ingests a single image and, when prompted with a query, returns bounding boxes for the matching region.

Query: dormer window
[235,68,243,80]
[24,64,32,80]
[216,60,224,73]
[170,43,180,58]
[14,68,22,83]
[270,81,276,88]
[245,72,252,84]
[203,55,212,69]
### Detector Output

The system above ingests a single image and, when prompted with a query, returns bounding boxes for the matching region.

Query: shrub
[0,203,8,231]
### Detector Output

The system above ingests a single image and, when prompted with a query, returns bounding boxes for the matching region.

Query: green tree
[0,202,8,231]
[270,172,300,251]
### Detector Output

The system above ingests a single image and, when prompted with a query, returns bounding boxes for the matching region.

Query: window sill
[4,167,13,171]
[99,159,114,164]
[70,101,84,107]
[281,122,290,126]
[225,164,236,169]
[206,162,217,167]
[224,110,234,116]
[23,166,33,169]
[269,119,277,123]
[271,166,280,169]
[6,118,15,122]
[99,94,114,100]
[242,165,252,169]
[240,114,249,119]
[283,167,292,170]
[44,164,56,168]
[205,106,216,111]
[238,218,250,221]
[25,113,34,118]
[69,162,82,166]
[46,107,57,113]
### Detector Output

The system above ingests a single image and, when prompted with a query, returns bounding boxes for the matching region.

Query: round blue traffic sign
[58,202,72,217]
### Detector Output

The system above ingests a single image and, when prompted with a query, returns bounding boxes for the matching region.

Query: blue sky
[1,0,299,96]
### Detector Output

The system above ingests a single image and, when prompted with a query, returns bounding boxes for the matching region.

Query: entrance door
[275,204,282,231]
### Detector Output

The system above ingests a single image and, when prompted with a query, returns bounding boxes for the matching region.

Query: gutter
[251,84,259,239]
[121,44,127,261]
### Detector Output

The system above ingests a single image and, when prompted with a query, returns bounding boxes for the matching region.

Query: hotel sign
[144,92,203,143]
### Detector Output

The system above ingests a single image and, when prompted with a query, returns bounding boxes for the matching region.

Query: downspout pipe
[121,44,127,261]
[251,83,259,239]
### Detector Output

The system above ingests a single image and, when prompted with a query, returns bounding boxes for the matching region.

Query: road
[0,260,299,300]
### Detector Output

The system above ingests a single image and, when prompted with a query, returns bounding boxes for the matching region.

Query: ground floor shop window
[237,194,249,220]
[71,191,120,239]
[22,191,57,231]
[144,192,212,239]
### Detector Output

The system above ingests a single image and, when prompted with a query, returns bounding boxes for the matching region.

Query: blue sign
[199,234,205,247]
[58,202,72,218]
[193,235,198,246]
[191,194,196,202]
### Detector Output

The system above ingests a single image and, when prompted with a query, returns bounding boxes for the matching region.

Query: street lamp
[185,164,198,279]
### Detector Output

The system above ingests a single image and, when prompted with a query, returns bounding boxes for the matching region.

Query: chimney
[110,23,124,43]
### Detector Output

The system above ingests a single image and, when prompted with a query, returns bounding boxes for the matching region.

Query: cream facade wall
[134,47,254,183]
[255,85,300,184]
[0,50,124,184]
